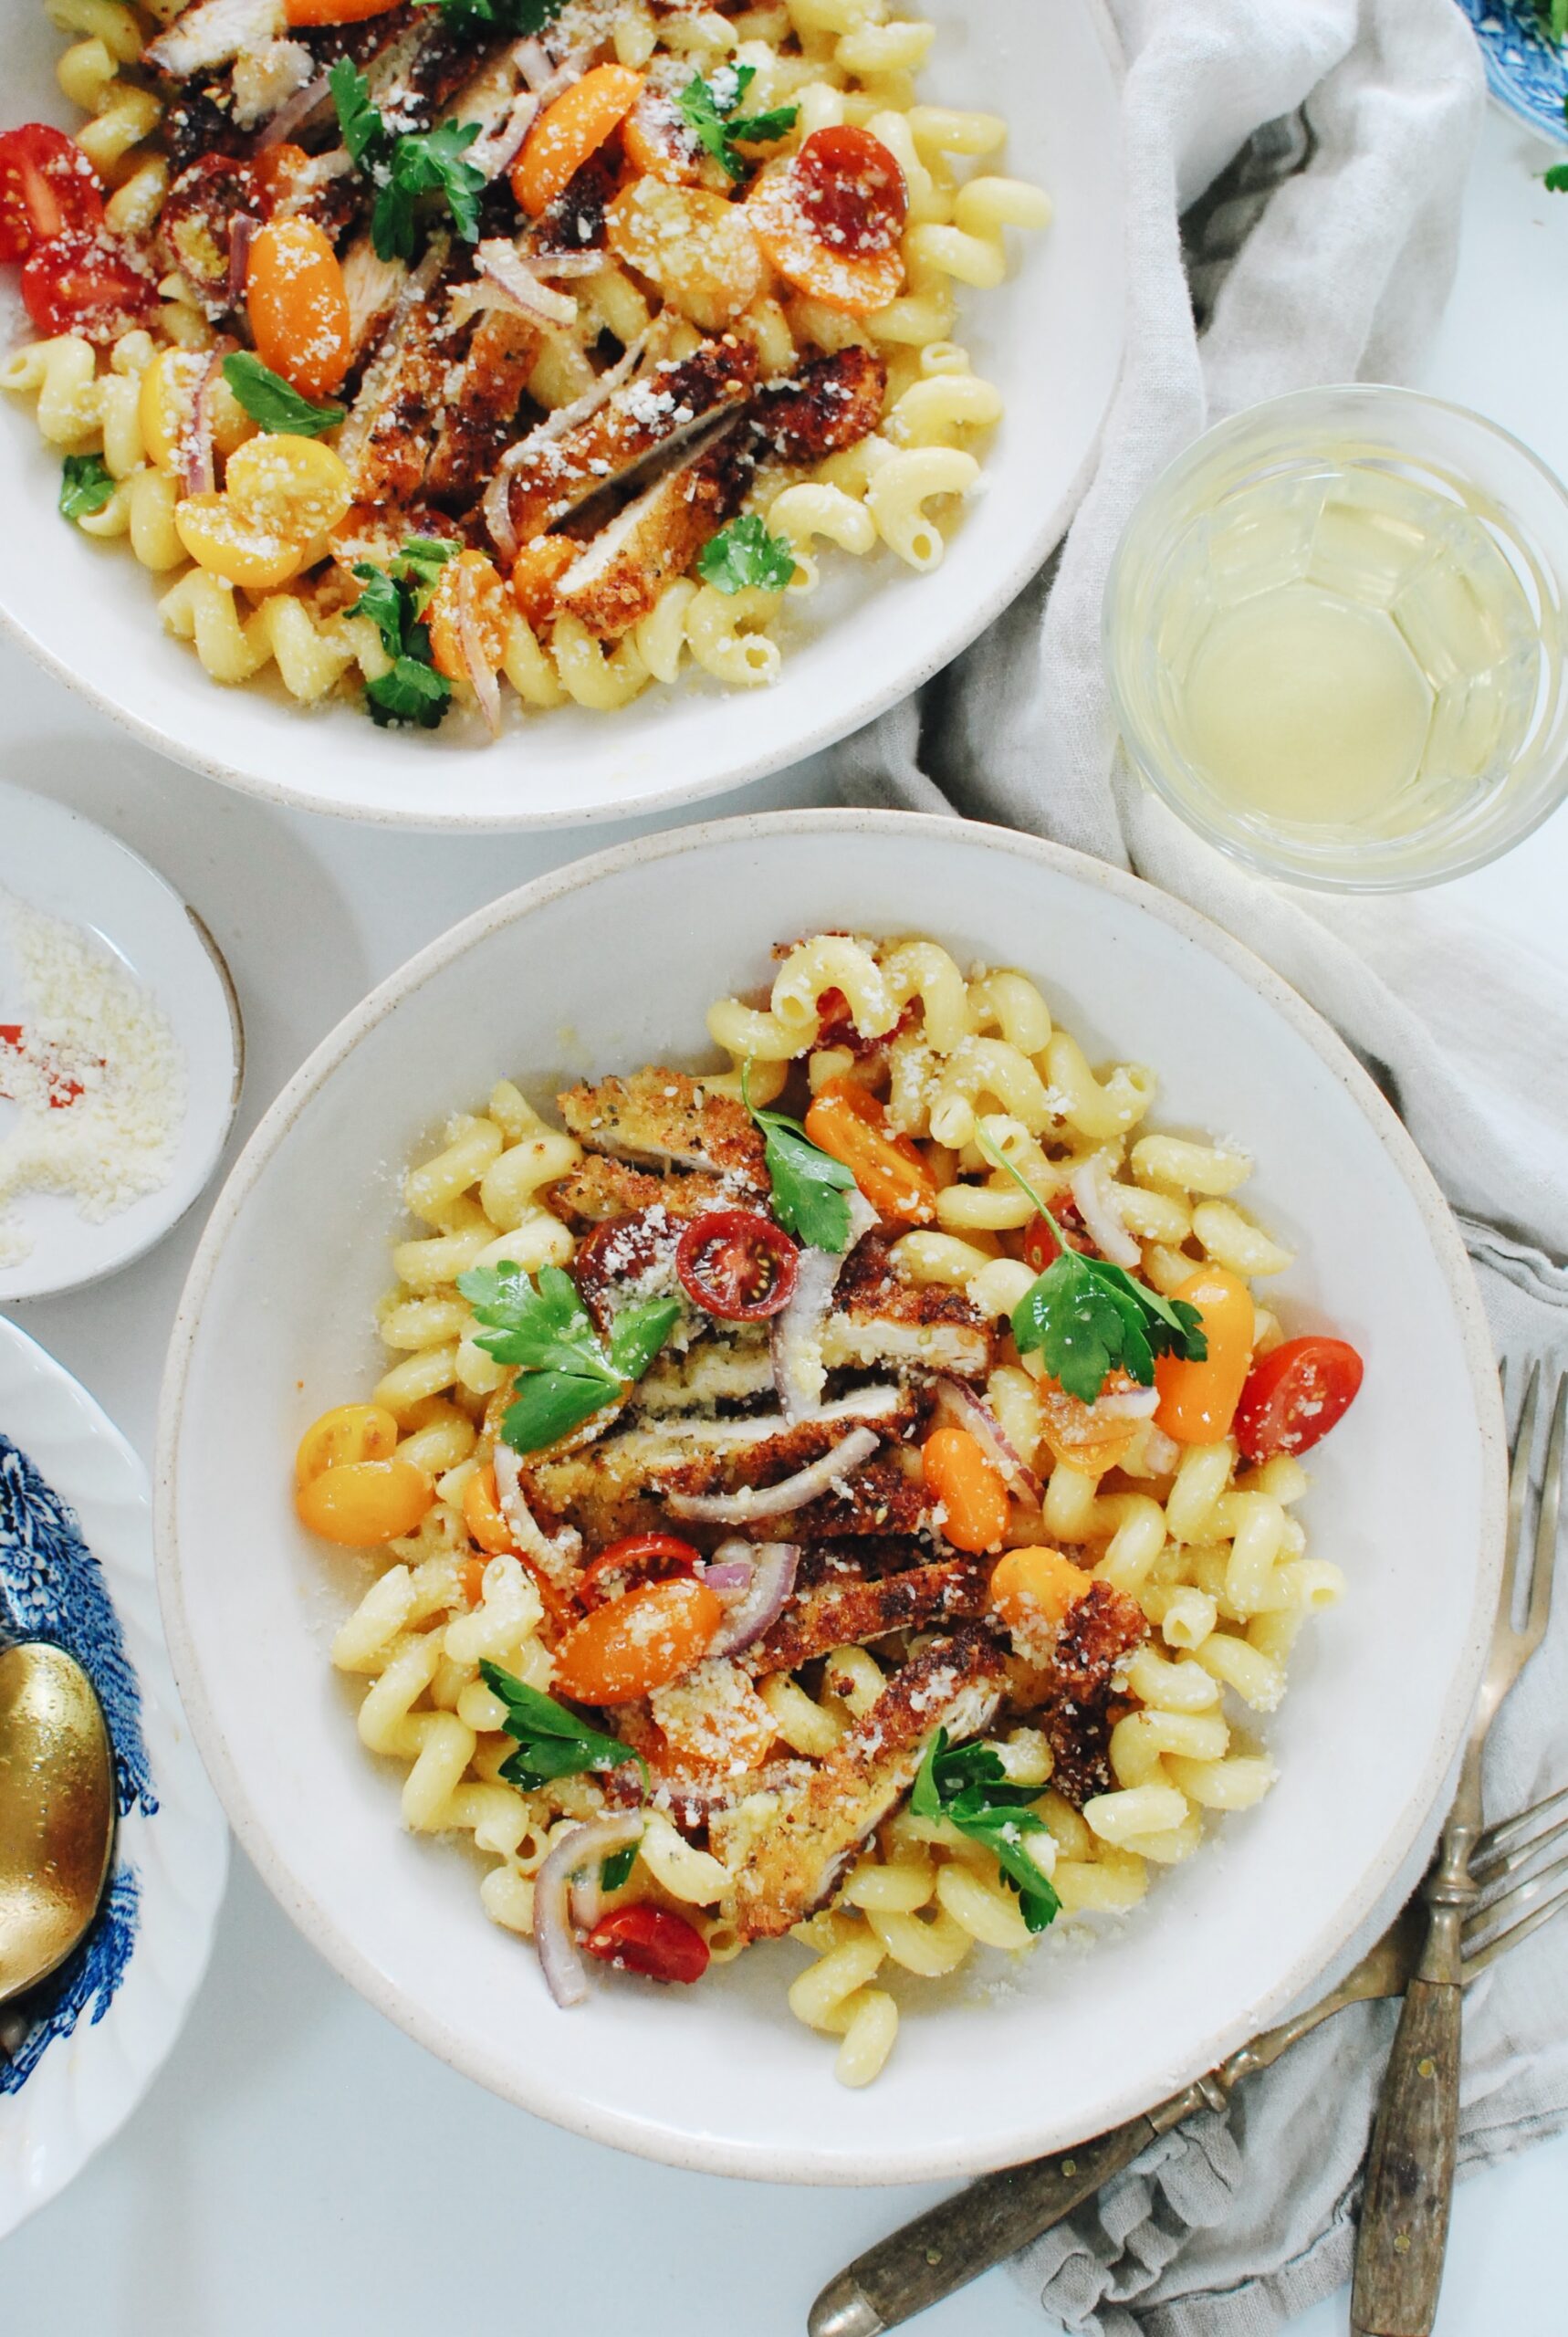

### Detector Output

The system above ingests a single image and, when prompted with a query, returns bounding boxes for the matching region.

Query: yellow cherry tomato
[173,490,306,588]
[295,1457,433,1546]
[605,176,764,331]
[1154,1266,1256,1445]
[224,432,352,543]
[989,1544,1092,1635]
[550,1578,723,1705]
[1036,1375,1145,1477]
[922,1424,1010,1554]
[295,1401,399,1486]
[246,216,351,398]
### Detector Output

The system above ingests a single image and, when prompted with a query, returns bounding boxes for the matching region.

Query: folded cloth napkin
[834,1,1568,2328]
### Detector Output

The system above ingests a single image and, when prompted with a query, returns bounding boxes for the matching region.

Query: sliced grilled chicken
[547,1153,737,1227]
[230,37,314,130]
[496,339,758,546]
[556,421,753,638]
[340,237,409,365]
[145,0,287,80]
[425,307,543,507]
[715,1625,1008,1942]
[779,1453,932,1544]
[1036,1580,1148,1807]
[752,347,888,465]
[631,1335,777,1416]
[744,1556,991,1673]
[821,1233,994,1382]
[557,1066,768,1189]
[338,237,457,504]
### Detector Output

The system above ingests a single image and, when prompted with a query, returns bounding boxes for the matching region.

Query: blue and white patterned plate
[0,1315,225,2239]
[1456,0,1568,142]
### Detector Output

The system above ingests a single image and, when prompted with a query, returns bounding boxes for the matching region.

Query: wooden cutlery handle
[1351,1977,1462,2337]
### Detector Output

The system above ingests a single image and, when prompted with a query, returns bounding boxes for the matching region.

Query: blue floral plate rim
[1456,0,1568,144]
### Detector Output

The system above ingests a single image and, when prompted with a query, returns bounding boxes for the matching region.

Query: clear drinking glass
[1103,385,1568,890]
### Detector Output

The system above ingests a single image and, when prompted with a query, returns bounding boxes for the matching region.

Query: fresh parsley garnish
[697,510,799,594]
[601,1843,636,1891]
[58,452,115,520]
[457,1260,679,1454]
[222,351,345,437]
[912,1730,1061,1934]
[674,63,799,181]
[1547,160,1568,193]
[349,541,459,729]
[977,1133,1207,1404]
[330,59,485,259]
[741,1060,858,1252]
[416,0,564,32]
[1541,0,1568,43]
[479,1661,649,1789]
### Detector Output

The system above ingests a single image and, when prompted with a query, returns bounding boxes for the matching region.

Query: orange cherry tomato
[803,1077,936,1225]
[622,85,703,185]
[512,64,643,218]
[990,1544,1092,1634]
[510,535,579,628]
[295,1457,433,1546]
[1036,1375,1145,1478]
[747,130,907,318]
[295,1401,399,1485]
[463,1463,516,1556]
[285,0,402,22]
[246,216,351,399]
[550,1577,723,1704]
[1154,1266,1256,1445]
[462,1554,487,1607]
[426,549,509,681]
[923,1424,1010,1554]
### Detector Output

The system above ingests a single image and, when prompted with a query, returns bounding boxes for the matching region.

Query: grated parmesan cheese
[0,895,186,1265]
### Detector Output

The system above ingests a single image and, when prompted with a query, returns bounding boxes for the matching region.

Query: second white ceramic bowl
[156,812,1503,2182]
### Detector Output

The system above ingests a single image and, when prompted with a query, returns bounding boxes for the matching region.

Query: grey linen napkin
[832,1,1568,2328]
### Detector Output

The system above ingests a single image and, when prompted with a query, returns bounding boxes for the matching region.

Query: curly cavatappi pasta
[297,935,1364,2084]
[5,0,1048,742]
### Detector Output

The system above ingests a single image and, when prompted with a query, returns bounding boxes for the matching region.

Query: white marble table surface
[5,93,1567,2337]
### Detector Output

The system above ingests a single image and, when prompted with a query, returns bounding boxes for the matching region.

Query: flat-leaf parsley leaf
[742,1060,858,1252]
[674,63,799,181]
[977,1131,1207,1404]
[479,1661,649,1790]
[912,1728,1061,1932]
[349,540,459,729]
[58,452,115,520]
[697,511,798,594]
[373,120,486,261]
[222,351,345,436]
[457,1259,679,1453]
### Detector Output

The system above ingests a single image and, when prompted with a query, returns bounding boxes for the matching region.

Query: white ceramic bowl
[0,5,1124,831]
[155,812,1504,2183]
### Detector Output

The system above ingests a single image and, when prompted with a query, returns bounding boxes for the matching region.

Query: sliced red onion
[666,1426,882,1525]
[771,1191,878,1424]
[533,44,591,105]
[1092,1385,1162,1420]
[535,1813,645,2008]
[476,237,578,327]
[469,89,538,183]
[493,1442,583,1584]
[703,1549,756,1594]
[707,1542,800,1658]
[255,68,330,150]
[225,215,257,311]
[515,36,555,89]
[932,1375,1043,1503]
[179,346,229,497]
[455,557,502,737]
[1070,1154,1141,1270]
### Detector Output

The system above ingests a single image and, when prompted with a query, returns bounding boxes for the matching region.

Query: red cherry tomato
[21,229,156,341]
[1234,1336,1364,1462]
[579,1532,703,1610]
[675,1209,800,1321]
[1021,1201,1092,1273]
[794,126,907,257]
[584,1903,710,1984]
[0,125,103,264]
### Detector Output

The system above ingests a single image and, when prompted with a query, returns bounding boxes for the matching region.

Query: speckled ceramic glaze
[1457,1,1568,141]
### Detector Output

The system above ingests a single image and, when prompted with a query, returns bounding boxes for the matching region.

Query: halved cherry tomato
[796,126,907,256]
[803,1077,936,1225]
[426,549,510,682]
[21,229,156,342]
[1234,1336,1364,1462]
[285,0,402,21]
[747,131,907,317]
[517,1552,579,1639]
[295,1457,433,1546]
[246,216,351,399]
[923,1423,1010,1554]
[296,1400,399,1485]
[990,1544,1092,1634]
[550,1577,723,1704]
[1035,1374,1146,1478]
[580,1532,703,1610]
[584,1903,710,1983]
[815,986,915,1060]
[463,1463,516,1556]
[512,64,643,218]
[622,85,703,185]
[173,492,306,590]
[675,1209,800,1320]
[0,125,103,263]
[1022,1200,1093,1273]
[1154,1266,1255,1446]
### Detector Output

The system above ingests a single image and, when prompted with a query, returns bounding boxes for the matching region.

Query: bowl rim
[1101,378,1568,894]
[0,2,1125,835]
[152,806,1507,2182]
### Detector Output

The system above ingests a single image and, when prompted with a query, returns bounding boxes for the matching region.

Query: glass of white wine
[1103,385,1568,889]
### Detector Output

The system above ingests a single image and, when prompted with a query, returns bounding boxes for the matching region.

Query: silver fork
[1351,1362,1565,2337]
[810,1368,1567,2337]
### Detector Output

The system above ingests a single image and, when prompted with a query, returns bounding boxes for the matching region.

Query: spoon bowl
[0,1642,115,2005]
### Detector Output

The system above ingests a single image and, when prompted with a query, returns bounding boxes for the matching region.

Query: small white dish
[0,1314,227,2241]
[156,810,1504,2186]
[0,782,243,1302]
[0,0,1124,831]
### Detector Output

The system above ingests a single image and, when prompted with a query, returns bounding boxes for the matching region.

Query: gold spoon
[0,1640,115,2008]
